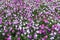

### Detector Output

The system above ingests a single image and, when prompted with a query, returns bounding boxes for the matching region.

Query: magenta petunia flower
[43,19,49,23]
[0,17,2,24]
[13,20,19,24]
[17,37,20,40]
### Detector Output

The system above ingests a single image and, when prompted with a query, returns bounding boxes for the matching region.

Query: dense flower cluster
[0,0,60,40]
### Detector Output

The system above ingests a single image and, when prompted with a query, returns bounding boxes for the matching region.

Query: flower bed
[0,0,60,40]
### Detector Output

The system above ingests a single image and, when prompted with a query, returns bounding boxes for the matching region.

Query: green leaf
[37,34,44,39]
[48,24,52,28]
[32,10,37,15]
[39,4,49,12]
[0,32,5,40]
[0,25,2,27]
[39,21,45,25]
[11,37,16,40]
[22,20,29,23]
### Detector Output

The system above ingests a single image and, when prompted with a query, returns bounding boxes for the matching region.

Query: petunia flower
[0,17,2,24]
[17,37,20,40]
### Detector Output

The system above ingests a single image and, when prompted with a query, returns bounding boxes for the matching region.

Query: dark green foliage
[39,21,45,25]
[32,10,37,15]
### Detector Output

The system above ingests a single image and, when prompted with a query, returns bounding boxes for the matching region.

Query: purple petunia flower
[0,17,2,24]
